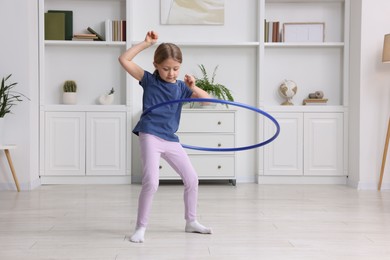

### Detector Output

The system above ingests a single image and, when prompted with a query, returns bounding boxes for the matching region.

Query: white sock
[185,220,212,234]
[129,227,146,243]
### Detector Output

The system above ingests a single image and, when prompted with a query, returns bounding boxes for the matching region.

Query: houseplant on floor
[0,74,29,143]
[194,64,234,108]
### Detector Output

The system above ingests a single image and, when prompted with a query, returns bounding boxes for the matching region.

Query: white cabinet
[264,112,344,177]
[86,112,126,175]
[264,113,303,176]
[44,112,126,176]
[258,0,349,183]
[304,113,344,176]
[44,112,86,176]
[159,109,237,185]
[38,0,131,182]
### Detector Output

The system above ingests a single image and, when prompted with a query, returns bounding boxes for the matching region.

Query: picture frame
[283,22,325,43]
[160,0,225,25]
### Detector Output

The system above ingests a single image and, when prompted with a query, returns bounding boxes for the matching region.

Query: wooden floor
[1,183,390,259]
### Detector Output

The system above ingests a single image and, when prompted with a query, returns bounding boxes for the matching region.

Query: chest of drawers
[159,109,237,185]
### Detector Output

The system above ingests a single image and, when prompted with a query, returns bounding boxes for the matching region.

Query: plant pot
[98,94,114,105]
[63,92,77,104]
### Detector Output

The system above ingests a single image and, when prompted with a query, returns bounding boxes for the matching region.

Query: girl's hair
[153,43,182,75]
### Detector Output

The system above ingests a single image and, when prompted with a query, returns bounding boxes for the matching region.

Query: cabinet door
[304,113,343,176]
[44,112,86,176]
[264,113,303,175]
[86,112,126,175]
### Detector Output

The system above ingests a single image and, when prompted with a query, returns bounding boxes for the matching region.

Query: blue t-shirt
[133,71,193,142]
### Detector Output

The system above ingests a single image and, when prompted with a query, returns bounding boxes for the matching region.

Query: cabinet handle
[217,121,221,125]
[217,143,222,147]
[159,165,162,169]
[217,165,222,169]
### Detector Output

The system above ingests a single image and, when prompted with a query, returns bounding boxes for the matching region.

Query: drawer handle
[217,143,222,147]
[217,121,221,125]
[217,165,222,169]
[159,165,162,169]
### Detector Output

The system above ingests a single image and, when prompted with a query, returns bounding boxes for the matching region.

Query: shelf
[262,105,346,113]
[131,41,260,47]
[264,42,344,48]
[43,105,128,112]
[266,0,345,3]
[45,40,126,47]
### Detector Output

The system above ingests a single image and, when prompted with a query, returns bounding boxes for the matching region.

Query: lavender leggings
[136,133,199,228]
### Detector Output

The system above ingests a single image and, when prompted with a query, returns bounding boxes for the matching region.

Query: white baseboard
[40,176,132,185]
[257,175,348,185]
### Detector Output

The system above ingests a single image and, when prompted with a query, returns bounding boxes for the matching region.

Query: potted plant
[0,74,29,143]
[62,80,77,104]
[194,64,234,108]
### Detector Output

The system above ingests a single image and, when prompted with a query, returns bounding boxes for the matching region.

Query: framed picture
[160,0,225,25]
[283,22,325,43]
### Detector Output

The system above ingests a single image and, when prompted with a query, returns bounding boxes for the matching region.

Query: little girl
[119,30,212,243]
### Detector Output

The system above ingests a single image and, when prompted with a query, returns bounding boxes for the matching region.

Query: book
[44,12,65,40]
[105,19,112,41]
[303,98,328,105]
[72,33,98,41]
[104,19,126,42]
[73,33,98,38]
[272,21,280,42]
[71,37,95,41]
[87,27,104,41]
[48,10,73,40]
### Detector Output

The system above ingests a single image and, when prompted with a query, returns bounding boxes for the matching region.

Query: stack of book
[72,33,98,41]
[303,98,328,105]
[105,19,126,41]
[264,20,281,42]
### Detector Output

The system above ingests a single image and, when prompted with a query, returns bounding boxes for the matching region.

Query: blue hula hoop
[141,98,280,152]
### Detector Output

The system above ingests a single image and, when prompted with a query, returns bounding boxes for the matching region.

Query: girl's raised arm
[118,31,158,81]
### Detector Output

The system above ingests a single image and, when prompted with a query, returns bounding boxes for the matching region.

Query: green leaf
[194,64,234,108]
[0,74,29,118]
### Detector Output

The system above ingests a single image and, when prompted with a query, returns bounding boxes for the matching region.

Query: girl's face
[154,58,181,83]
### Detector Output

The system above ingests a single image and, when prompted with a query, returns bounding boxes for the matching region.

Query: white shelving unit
[38,0,350,184]
[258,0,349,183]
[38,0,131,184]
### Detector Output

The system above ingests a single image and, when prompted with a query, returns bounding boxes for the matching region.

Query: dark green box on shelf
[47,10,73,40]
[44,12,65,40]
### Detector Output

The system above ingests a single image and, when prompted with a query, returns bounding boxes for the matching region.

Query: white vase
[98,94,114,105]
[0,117,4,144]
[63,92,77,104]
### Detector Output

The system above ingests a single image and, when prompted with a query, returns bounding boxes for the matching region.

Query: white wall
[0,0,40,190]
[130,0,259,183]
[349,0,390,189]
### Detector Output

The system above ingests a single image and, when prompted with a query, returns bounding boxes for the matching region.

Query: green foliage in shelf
[63,80,77,92]
[195,64,234,102]
[0,74,29,118]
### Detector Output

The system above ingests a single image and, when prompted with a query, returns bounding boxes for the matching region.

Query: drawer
[159,155,235,178]
[178,133,235,154]
[179,112,235,133]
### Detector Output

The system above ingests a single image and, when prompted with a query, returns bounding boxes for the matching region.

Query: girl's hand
[145,31,158,45]
[184,74,196,89]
